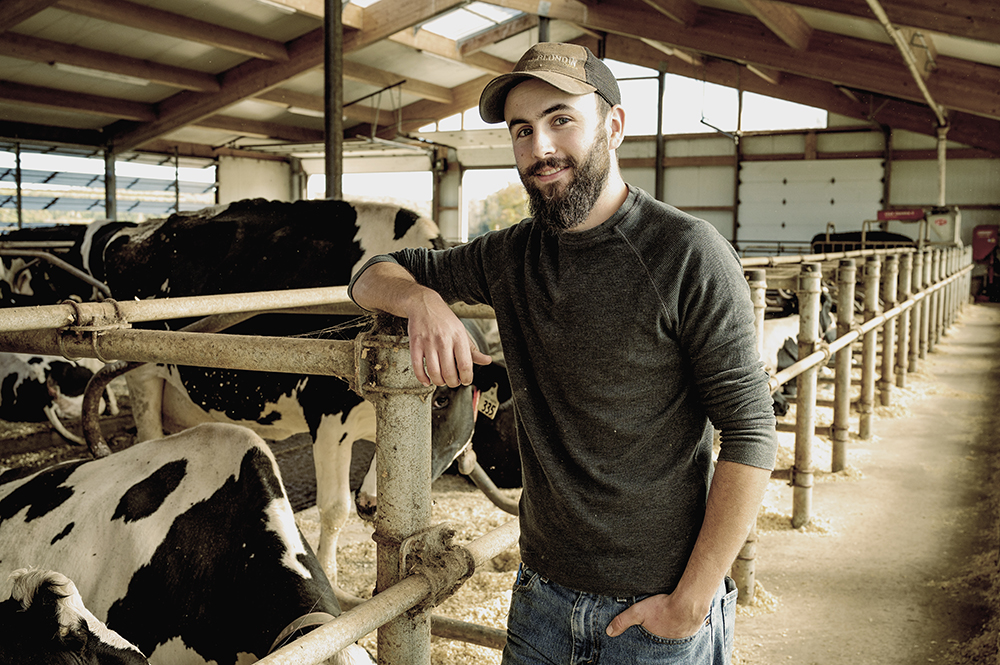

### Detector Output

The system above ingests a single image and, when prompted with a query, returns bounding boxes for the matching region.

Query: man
[349,42,777,664]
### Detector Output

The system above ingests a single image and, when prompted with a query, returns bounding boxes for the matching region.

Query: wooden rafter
[597,33,1000,155]
[739,0,812,51]
[0,0,60,33]
[54,0,290,62]
[491,0,1000,123]
[388,28,514,76]
[776,0,1000,47]
[457,13,539,56]
[0,79,155,121]
[638,0,700,25]
[193,115,323,143]
[0,32,221,93]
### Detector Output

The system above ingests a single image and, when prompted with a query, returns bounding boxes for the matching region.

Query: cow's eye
[432,395,450,410]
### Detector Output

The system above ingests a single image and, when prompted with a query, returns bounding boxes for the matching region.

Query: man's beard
[520,128,610,232]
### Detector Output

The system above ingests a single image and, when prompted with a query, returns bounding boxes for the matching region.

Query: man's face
[504,79,611,232]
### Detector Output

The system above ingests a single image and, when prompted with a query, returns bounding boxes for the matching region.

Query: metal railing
[0,243,973,654]
[0,287,517,665]
[734,244,972,602]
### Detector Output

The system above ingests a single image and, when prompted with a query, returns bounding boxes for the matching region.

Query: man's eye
[516,127,532,138]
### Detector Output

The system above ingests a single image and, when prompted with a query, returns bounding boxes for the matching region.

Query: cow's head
[0,568,149,664]
[354,317,506,520]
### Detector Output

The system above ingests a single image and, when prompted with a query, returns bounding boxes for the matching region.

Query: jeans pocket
[511,563,540,593]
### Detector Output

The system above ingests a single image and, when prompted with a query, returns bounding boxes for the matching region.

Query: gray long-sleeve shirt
[350,186,776,596]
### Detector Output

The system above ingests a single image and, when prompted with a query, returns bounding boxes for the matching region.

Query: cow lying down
[0,423,373,665]
[0,568,149,664]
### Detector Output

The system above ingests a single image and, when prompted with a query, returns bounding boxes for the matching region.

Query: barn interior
[1,1,1000,664]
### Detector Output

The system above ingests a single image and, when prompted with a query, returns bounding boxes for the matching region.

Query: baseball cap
[478,42,621,124]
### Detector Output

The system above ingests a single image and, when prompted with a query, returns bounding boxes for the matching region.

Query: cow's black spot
[46,361,94,397]
[0,462,82,522]
[0,367,52,422]
[393,207,419,240]
[51,521,74,544]
[107,446,339,663]
[113,460,187,523]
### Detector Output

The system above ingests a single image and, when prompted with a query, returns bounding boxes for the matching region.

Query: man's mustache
[523,157,576,178]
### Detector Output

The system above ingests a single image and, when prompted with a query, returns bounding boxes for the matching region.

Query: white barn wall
[217,156,292,203]
[333,124,997,252]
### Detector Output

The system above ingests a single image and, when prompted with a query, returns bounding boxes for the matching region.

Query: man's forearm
[351,261,433,318]
[674,459,771,610]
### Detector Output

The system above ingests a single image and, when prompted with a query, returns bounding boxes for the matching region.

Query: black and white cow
[0,568,149,665]
[0,354,116,443]
[0,422,374,665]
[72,199,484,587]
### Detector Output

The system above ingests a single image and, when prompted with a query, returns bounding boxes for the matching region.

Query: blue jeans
[502,565,737,665]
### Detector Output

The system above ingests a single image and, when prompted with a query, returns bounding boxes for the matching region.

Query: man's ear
[608,105,626,150]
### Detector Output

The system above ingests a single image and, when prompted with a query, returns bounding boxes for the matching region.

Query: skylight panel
[420,3,523,40]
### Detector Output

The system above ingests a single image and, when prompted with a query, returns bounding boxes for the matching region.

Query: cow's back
[99,199,444,301]
[0,423,342,664]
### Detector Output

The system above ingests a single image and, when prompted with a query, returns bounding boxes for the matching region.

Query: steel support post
[929,249,941,351]
[359,334,435,665]
[734,269,767,604]
[879,255,898,406]
[792,263,821,529]
[908,250,923,373]
[919,249,931,360]
[859,256,880,440]
[895,253,912,388]
[832,259,856,471]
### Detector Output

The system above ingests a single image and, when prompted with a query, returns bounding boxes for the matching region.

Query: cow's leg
[311,403,376,595]
[124,364,167,441]
[355,456,377,521]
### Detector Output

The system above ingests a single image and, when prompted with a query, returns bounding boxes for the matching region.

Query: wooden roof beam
[389,28,514,76]
[54,0,290,62]
[193,115,323,143]
[638,0,700,25]
[0,0,60,33]
[775,0,1000,47]
[0,32,221,93]
[739,0,812,50]
[457,13,539,56]
[0,79,155,121]
[639,38,703,66]
[107,0,479,150]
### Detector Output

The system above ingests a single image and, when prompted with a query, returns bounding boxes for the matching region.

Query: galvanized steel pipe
[859,256,881,440]
[735,268,767,603]
[879,255,899,406]
[896,253,913,388]
[832,259,856,472]
[908,249,924,373]
[792,263,821,529]
[256,519,519,665]
[0,327,356,382]
[0,286,354,333]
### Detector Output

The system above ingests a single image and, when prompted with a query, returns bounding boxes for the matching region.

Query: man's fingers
[605,607,639,637]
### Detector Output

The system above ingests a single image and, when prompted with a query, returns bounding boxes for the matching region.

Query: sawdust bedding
[295,355,998,665]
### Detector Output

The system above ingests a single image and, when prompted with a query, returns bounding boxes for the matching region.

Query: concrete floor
[736,302,1000,664]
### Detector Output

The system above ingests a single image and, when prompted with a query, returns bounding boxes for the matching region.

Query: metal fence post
[929,249,941,352]
[359,332,435,665]
[859,256,880,440]
[909,249,923,374]
[919,248,931,360]
[832,258,856,472]
[734,269,768,604]
[792,262,821,529]
[879,255,898,406]
[896,252,912,389]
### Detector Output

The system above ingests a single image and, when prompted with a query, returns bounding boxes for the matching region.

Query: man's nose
[532,129,556,160]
